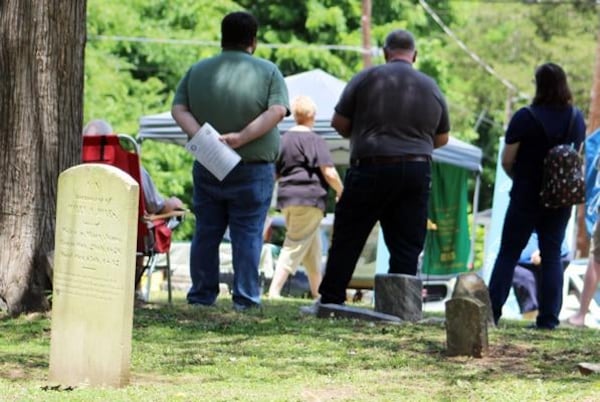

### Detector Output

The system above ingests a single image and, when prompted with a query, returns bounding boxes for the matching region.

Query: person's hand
[163,196,184,213]
[530,250,542,266]
[220,133,244,149]
[171,197,184,209]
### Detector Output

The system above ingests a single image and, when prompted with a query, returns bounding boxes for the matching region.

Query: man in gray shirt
[315,29,450,306]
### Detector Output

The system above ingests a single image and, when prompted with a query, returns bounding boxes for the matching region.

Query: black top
[505,104,586,206]
[335,60,450,159]
[276,129,334,213]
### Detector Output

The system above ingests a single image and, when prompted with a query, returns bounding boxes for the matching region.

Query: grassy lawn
[1,293,599,401]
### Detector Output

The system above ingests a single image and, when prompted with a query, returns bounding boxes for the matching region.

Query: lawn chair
[82,133,184,303]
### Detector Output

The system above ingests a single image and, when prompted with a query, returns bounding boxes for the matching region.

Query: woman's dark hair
[532,62,572,106]
[221,12,258,49]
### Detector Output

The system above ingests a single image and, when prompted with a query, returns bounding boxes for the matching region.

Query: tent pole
[468,171,481,270]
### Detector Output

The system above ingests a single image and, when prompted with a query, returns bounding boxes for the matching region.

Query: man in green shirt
[172,11,289,311]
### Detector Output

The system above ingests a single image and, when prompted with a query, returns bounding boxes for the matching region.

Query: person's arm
[331,112,352,138]
[160,196,184,214]
[320,165,343,201]
[220,105,287,149]
[171,104,201,140]
[501,142,520,178]
[434,133,449,148]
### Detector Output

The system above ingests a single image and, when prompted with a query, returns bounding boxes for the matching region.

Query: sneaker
[525,323,554,330]
[233,302,261,312]
[134,290,148,307]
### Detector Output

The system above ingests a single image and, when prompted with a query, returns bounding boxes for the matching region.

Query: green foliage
[84,0,597,238]
[440,2,596,209]
[85,0,243,239]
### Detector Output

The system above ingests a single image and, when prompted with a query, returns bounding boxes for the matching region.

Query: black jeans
[319,161,431,304]
[488,200,571,328]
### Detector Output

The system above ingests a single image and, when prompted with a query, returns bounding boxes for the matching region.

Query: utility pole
[361,0,372,68]
[576,26,600,257]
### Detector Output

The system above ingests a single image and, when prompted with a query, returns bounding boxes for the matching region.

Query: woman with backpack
[488,62,586,329]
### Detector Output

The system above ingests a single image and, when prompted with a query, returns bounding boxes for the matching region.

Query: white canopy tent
[138,69,483,271]
[138,69,482,171]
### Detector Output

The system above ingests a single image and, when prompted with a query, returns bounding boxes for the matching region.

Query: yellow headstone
[49,163,138,387]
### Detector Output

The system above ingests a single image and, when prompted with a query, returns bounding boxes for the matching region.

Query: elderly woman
[268,96,343,298]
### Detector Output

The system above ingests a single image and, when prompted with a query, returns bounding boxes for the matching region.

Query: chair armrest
[144,209,187,222]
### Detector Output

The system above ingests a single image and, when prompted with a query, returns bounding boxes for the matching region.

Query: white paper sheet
[185,123,241,181]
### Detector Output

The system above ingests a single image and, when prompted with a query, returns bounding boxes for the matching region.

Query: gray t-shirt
[276,130,334,213]
[335,60,450,159]
[141,167,164,214]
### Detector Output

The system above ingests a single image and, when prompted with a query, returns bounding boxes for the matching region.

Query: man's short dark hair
[221,12,258,49]
[384,30,415,51]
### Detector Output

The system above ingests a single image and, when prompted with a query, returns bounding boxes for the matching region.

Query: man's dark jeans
[187,161,274,308]
[319,161,431,304]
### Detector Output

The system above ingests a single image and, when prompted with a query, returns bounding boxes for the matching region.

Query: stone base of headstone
[445,297,488,358]
[316,303,402,323]
[418,316,445,326]
[578,362,600,376]
[374,274,422,322]
[452,273,495,327]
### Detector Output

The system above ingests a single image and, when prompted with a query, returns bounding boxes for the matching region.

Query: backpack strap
[525,106,576,147]
[565,107,576,144]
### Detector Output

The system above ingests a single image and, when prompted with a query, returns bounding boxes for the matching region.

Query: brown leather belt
[240,160,271,164]
[351,155,431,167]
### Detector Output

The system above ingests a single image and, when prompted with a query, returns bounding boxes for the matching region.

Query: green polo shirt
[173,50,290,162]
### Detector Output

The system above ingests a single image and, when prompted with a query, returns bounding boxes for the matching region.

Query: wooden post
[361,0,372,68]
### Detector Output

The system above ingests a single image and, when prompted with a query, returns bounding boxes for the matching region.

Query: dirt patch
[301,385,358,401]
[445,342,541,376]
[5,368,27,380]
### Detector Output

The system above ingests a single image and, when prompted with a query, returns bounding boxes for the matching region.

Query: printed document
[185,123,241,181]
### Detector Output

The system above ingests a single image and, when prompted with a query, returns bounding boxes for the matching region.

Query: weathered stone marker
[445,297,488,358]
[451,272,495,327]
[374,273,422,322]
[316,303,402,323]
[49,164,139,387]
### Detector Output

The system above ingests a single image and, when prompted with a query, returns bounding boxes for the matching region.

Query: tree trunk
[0,1,86,316]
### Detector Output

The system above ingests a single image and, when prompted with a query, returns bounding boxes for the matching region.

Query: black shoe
[526,323,554,330]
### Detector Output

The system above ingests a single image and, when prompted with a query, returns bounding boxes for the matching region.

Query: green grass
[1,293,600,401]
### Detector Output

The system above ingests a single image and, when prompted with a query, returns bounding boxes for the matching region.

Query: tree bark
[0,0,86,316]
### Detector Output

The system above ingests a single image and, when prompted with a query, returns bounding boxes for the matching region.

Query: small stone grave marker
[374,273,422,322]
[316,303,402,323]
[445,297,488,358]
[452,272,495,327]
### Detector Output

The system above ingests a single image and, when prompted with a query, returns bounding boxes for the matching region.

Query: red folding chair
[82,134,183,303]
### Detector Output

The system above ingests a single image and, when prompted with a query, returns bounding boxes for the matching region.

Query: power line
[89,35,369,54]
[418,0,529,99]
